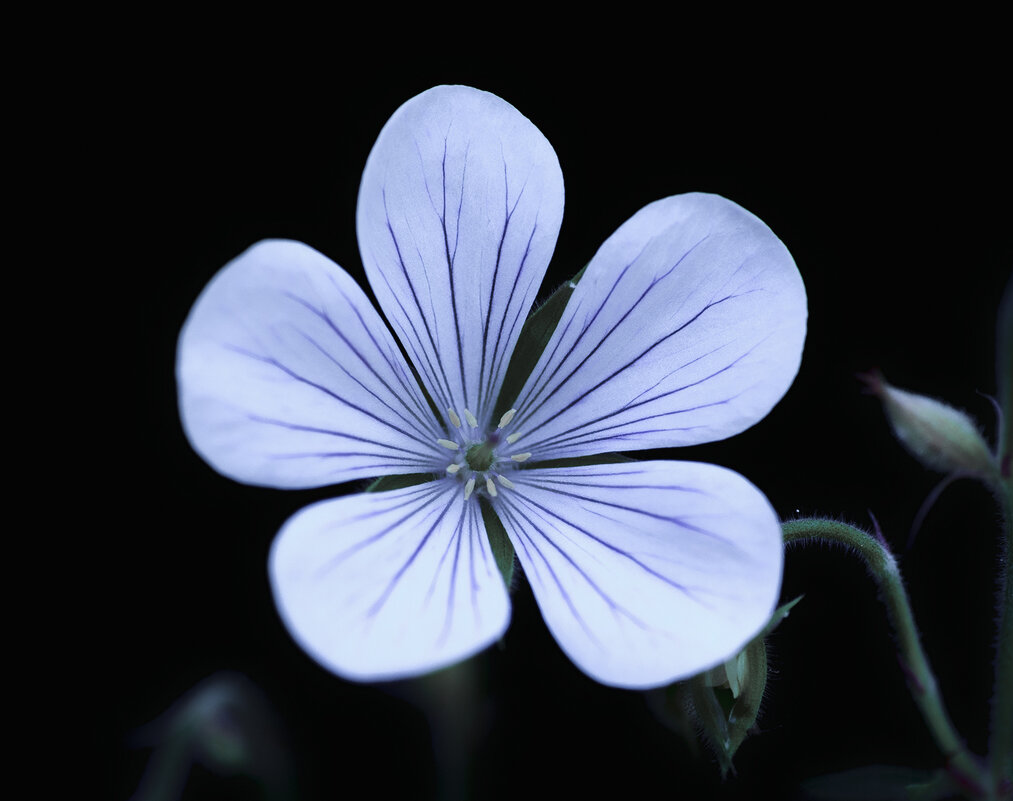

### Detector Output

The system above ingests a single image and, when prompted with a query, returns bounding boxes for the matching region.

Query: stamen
[464,409,478,428]
[437,438,460,451]
[506,433,521,444]
[446,463,461,474]
[497,408,517,428]
[497,475,515,489]
[510,452,532,462]
[447,408,462,428]
[485,477,498,497]
[464,477,476,500]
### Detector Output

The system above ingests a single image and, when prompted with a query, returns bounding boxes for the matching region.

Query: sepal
[647,596,801,776]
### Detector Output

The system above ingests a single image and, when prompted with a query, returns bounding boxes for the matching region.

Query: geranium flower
[177,85,807,688]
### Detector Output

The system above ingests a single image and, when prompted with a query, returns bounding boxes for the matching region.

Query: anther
[464,409,478,428]
[497,475,515,489]
[485,477,498,497]
[510,453,531,462]
[506,433,521,444]
[437,438,460,451]
[447,408,462,428]
[497,408,517,428]
[446,463,461,474]
[464,477,476,500]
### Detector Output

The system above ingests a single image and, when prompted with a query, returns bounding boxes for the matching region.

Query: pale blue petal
[496,460,782,688]
[270,482,510,680]
[357,85,564,429]
[178,240,446,488]
[507,193,807,460]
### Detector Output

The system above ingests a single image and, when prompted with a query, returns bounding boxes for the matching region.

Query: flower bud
[861,371,998,481]
[647,597,801,776]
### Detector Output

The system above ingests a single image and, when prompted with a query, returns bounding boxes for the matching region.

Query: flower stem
[782,518,991,798]
[990,481,1013,795]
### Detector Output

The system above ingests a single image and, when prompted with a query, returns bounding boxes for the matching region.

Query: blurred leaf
[800,765,948,800]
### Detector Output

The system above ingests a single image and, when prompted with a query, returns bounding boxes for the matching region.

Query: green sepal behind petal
[365,473,433,492]
[479,498,515,590]
[492,265,587,422]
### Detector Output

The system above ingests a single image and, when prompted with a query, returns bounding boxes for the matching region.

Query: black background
[105,48,1011,800]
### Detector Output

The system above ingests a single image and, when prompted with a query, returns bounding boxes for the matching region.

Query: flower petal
[270,481,510,680]
[178,240,447,488]
[357,85,564,429]
[508,193,806,460]
[496,460,782,688]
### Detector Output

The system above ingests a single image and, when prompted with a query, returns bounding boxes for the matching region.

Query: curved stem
[783,518,991,798]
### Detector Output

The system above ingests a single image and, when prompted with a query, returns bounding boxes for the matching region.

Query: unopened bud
[647,597,801,777]
[861,371,997,481]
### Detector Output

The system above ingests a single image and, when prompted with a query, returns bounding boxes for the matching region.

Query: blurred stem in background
[129,671,295,801]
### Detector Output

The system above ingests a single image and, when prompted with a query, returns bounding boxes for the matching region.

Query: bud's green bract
[862,372,998,483]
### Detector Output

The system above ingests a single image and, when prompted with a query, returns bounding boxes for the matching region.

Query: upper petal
[507,193,807,460]
[496,460,783,688]
[177,240,447,488]
[270,482,510,681]
[357,85,564,429]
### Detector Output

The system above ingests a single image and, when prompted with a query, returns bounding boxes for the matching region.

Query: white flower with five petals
[177,86,807,688]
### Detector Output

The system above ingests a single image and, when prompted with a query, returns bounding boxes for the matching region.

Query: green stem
[990,483,1013,794]
[782,518,992,798]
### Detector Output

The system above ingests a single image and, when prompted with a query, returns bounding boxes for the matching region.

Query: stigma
[435,407,525,500]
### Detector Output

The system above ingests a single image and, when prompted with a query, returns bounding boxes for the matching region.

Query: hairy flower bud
[861,371,997,481]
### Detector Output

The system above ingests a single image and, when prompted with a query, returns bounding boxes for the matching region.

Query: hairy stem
[782,518,991,798]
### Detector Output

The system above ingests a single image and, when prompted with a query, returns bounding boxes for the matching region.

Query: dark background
[106,50,1011,800]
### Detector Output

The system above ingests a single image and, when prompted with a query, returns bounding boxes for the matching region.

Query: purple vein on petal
[367,484,459,619]
[243,414,425,457]
[496,499,606,650]
[374,268,454,421]
[224,345,443,460]
[485,223,539,414]
[438,136,468,410]
[476,159,515,417]
[500,494,652,633]
[382,188,456,414]
[512,250,645,427]
[522,288,738,438]
[290,321,437,446]
[468,501,484,622]
[510,474,730,548]
[505,484,705,598]
[321,277,441,434]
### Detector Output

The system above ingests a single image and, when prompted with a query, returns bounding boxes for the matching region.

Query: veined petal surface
[357,85,564,429]
[497,461,782,688]
[508,193,807,460]
[178,240,446,488]
[270,482,510,680]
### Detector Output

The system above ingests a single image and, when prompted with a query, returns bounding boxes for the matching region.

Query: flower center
[465,438,497,472]
[436,407,532,500]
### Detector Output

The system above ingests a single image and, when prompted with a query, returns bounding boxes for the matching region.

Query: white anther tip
[447,408,462,428]
[497,475,515,489]
[506,433,521,444]
[446,463,461,474]
[485,477,498,497]
[510,453,532,462]
[437,438,460,451]
[464,409,478,428]
[497,408,517,429]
